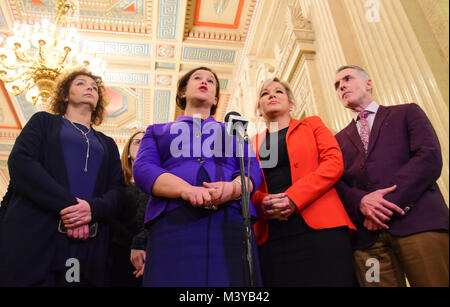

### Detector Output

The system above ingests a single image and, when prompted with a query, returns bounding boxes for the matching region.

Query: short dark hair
[176,67,220,115]
[336,65,373,93]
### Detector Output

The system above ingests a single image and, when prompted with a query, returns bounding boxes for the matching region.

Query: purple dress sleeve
[133,124,169,195]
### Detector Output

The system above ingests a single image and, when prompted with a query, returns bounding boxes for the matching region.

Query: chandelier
[0,0,106,106]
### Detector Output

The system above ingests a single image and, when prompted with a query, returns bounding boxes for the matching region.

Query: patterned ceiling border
[9,0,152,34]
[158,0,179,40]
[105,71,149,85]
[156,74,173,87]
[0,144,14,152]
[154,89,171,124]
[0,129,21,142]
[81,40,150,57]
[182,46,236,64]
[156,62,176,69]
[17,0,148,19]
[156,44,176,58]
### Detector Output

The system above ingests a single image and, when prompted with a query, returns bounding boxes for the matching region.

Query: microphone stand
[235,128,256,287]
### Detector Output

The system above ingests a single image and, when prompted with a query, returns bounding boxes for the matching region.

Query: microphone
[225,111,249,138]
[224,111,255,286]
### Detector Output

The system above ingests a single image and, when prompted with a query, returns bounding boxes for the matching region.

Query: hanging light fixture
[0,0,106,106]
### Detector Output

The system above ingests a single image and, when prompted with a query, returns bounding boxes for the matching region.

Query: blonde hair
[121,130,145,185]
[255,77,296,117]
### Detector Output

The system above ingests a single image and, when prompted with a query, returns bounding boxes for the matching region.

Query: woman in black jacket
[0,68,123,286]
[109,130,149,286]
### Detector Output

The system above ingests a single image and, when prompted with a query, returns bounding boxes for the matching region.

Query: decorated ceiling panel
[7,0,151,34]
[0,0,259,193]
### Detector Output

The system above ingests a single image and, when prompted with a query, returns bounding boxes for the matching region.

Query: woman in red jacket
[252,78,356,286]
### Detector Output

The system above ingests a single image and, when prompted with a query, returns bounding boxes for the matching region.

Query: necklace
[63,115,91,172]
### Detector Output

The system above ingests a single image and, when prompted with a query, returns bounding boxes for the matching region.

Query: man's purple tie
[358,110,371,152]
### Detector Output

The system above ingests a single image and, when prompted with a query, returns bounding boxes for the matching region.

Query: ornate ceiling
[0,0,258,190]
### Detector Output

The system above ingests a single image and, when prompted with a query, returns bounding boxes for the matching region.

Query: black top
[260,127,292,193]
[259,127,311,241]
[110,184,149,250]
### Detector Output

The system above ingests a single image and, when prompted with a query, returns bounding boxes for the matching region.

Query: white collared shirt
[352,101,379,135]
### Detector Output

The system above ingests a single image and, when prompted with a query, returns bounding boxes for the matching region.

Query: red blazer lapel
[286,118,302,141]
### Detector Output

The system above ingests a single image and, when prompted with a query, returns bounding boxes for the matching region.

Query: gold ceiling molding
[184,0,257,42]
[286,5,312,31]
[7,0,152,34]
[287,5,315,43]
[0,129,20,141]
[213,0,231,15]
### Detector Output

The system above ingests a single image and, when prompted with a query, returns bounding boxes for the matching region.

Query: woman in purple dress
[133,67,262,286]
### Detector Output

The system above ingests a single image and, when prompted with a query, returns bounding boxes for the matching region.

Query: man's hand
[360,185,405,230]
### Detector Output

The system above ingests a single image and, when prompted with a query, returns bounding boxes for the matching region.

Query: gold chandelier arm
[14,48,33,63]
[38,43,46,64]
[0,70,33,85]
[0,75,22,83]
[0,58,20,70]
[32,88,52,105]
[0,59,33,70]
[0,69,29,82]
[58,47,71,67]
[0,0,105,105]
[8,80,33,96]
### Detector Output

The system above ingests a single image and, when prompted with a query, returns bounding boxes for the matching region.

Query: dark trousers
[32,270,95,287]
[108,242,142,287]
[259,213,354,287]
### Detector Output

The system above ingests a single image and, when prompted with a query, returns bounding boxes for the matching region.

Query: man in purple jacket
[333,65,448,287]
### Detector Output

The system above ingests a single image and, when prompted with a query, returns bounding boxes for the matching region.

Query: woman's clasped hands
[180,179,243,210]
[261,193,297,221]
[59,197,92,240]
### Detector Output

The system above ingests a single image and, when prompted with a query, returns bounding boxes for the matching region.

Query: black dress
[109,183,149,286]
[258,127,354,287]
